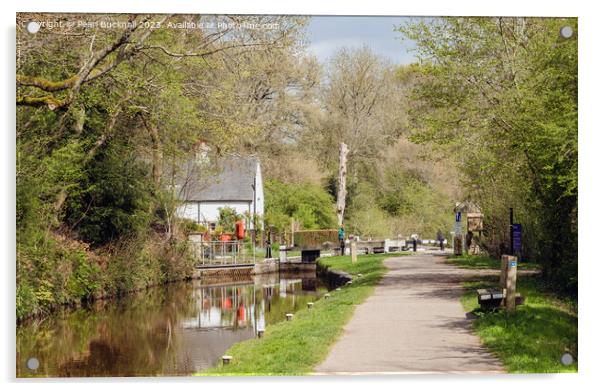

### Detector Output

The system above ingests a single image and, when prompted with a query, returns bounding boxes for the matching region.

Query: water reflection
[16,274,324,377]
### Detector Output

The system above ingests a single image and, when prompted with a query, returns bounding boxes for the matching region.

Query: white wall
[254,161,265,228]
[177,201,252,227]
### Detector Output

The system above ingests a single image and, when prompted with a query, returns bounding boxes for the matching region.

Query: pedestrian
[265,228,272,259]
[338,224,346,255]
[437,230,445,251]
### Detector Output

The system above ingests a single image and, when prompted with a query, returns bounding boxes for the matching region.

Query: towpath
[314,254,505,374]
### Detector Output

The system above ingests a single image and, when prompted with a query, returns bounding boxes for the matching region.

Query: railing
[190,240,256,267]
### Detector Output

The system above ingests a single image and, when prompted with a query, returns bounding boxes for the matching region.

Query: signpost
[512,223,522,256]
[454,211,462,255]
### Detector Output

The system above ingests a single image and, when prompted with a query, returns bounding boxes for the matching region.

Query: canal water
[16,273,326,377]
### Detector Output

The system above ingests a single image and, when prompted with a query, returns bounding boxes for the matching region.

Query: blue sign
[455,212,461,222]
[512,224,522,254]
[510,261,517,267]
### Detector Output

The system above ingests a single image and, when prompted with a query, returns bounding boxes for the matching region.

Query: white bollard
[286,313,294,321]
[307,302,314,310]
[257,329,265,338]
[222,355,232,365]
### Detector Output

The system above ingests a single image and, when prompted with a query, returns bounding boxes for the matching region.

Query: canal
[17,273,326,377]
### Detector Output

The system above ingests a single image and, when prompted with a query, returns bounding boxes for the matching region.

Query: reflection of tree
[16,278,325,377]
[17,283,198,377]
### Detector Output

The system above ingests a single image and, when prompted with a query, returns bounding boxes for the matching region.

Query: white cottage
[175,155,264,230]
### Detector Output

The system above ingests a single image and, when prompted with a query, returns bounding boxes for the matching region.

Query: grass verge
[198,253,396,375]
[447,254,540,270]
[457,256,577,373]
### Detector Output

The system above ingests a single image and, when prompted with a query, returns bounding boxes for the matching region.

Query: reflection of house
[175,155,264,230]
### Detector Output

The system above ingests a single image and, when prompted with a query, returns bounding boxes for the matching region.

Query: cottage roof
[178,155,259,202]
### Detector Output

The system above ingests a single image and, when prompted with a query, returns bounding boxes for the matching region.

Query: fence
[293,229,339,250]
[190,240,256,267]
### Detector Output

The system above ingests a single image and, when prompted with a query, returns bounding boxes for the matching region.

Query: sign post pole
[454,211,462,256]
[509,208,514,255]
[505,255,518,312]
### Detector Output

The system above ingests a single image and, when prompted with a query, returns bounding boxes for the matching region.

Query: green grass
[460,273,577,373]
[198,253,395,375]
[447,254,540,270]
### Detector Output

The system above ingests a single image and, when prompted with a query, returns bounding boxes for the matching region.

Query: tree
[15,13,311,318]
[398,17,577,292]
[307,46,406,224]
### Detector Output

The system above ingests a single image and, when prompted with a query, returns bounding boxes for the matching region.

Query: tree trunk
[336,142,348,226]
[148,123,163,187]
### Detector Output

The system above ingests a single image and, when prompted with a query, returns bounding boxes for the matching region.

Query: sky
[306,16,418,65]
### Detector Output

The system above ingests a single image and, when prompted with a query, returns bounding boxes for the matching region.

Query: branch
[17,94,65,109]
[16,15,160,110]
[140,41,277,58]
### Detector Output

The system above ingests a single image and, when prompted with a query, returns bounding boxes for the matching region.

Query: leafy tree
[264,179,336,231]
[398,17,577,292]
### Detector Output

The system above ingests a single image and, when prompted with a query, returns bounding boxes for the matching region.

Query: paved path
[314,254,505,374]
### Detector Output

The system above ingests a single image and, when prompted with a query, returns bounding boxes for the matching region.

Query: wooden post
[350,239,357,264]
[336,142,349,226]
[504,255,518,312]
[500,255,509,288]
[454,235,462,256]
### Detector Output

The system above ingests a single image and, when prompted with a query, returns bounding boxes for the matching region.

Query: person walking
[437,230,445,251]
[265,228,272,259]
[338,225,346,255]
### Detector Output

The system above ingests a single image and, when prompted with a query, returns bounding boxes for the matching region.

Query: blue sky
[306,16,418,65]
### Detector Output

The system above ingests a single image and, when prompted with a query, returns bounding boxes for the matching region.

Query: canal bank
[199,253,398,375]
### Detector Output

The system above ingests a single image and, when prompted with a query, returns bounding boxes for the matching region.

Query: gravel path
[314,254,505,374]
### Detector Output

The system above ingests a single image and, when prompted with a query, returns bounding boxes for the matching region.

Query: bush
[265,179,336,231]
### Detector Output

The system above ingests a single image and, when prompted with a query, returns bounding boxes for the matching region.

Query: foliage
[398,17,578,293]
[217,206,242,233]
[64,139,154,246]
[16,13,310,319]
[264,179,336,231]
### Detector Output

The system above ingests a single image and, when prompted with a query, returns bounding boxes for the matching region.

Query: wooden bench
[477,289,523,310]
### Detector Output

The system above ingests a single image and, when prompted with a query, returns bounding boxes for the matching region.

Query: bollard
[505,255,518,312]
[351,240,357,264]
[286,313,294,321]
[357,273,363,277]
[324,293,331,299]
[222,355,232,365]
[336,287,341,291]
[279,245,287,263]
[257,329,265,338]
[346,280,353,285]
[307,302,314,310]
